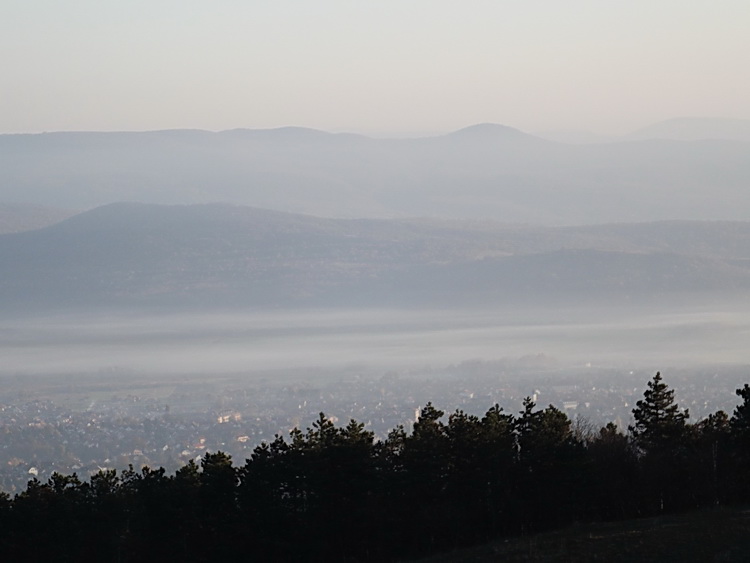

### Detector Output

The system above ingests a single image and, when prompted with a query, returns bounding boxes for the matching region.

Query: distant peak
[449,123,524,138]
[441,123,552,145]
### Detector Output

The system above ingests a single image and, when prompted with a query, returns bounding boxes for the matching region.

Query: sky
[2,1,749,136]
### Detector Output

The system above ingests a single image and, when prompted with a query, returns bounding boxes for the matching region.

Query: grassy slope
[415,506,750,562]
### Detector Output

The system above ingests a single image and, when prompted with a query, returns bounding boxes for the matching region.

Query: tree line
[1,372,749,562]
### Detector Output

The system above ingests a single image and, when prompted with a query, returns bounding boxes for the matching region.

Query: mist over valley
[2,120,750,510]
[1,196,749,379]
[3,119,750,379]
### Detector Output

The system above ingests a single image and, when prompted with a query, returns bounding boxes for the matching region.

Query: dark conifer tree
[630,372,691,513]
[515,398,583,530]
[630,372,689,453]
[692,410,731,506]
[729,384,750,501]
[730,384,750,436]
[586,422,639,520]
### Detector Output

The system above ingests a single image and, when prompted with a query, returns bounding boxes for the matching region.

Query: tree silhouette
[3,381,750,562]
[630,372,689,453]
[515,397,581,530]
[729,384,750,501]
[630,372,691,512]
[730,384,750,435]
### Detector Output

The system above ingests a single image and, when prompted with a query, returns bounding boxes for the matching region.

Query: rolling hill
[1,203,749,312]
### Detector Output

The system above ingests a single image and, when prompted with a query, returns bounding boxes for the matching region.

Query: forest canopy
[1,373,749,562]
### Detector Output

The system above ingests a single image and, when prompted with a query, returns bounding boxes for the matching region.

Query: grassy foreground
[416,506,750,562]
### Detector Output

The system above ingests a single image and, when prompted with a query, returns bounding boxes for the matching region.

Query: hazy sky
[2,1,749,136]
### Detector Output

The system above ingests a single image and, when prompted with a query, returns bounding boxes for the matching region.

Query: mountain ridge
[3,121,749,224]
[2,203,749,312]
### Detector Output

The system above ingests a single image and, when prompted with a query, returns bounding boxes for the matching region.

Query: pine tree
[630,372,689,452]
[630,372,691,513]
[730,384,750,436]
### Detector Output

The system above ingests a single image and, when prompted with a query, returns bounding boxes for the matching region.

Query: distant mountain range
[2,119,750,225]
[626,117,750,142]
[2,203,749,311]
[537,117,750,144]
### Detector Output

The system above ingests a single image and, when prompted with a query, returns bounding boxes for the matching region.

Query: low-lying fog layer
[2,302,749,377]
